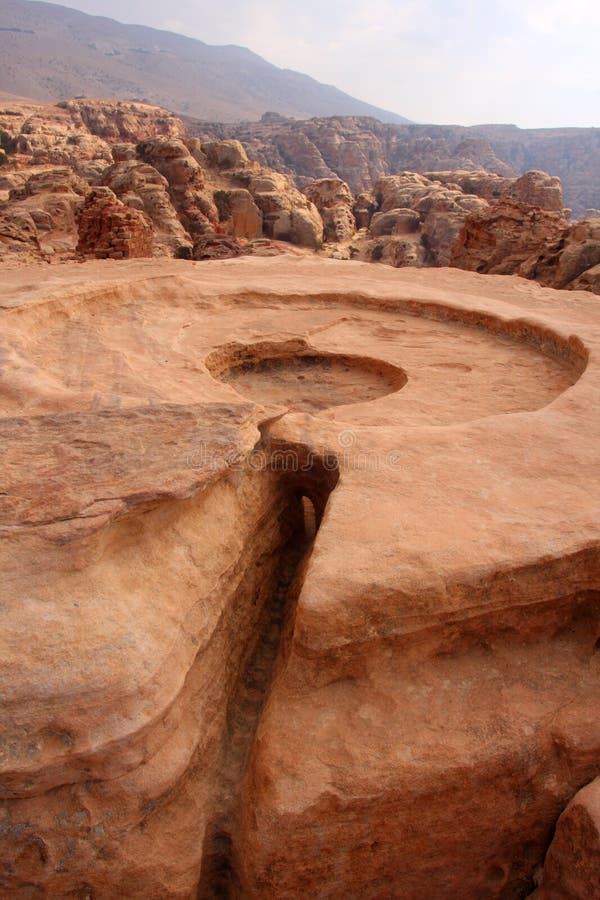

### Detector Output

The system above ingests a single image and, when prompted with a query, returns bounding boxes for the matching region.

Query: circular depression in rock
[205,342,408,413]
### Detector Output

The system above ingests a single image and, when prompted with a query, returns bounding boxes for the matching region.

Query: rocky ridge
[1,97,600,294]
[0,97,323,262]
[191,114,600,218]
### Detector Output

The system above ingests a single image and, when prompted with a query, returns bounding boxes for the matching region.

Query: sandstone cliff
[192,114,600,218]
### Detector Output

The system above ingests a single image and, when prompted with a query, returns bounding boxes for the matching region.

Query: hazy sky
[50,0,599,127]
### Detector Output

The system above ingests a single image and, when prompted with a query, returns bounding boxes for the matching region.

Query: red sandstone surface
[1,257,599,897]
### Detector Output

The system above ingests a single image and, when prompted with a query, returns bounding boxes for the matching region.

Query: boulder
[6,167,87,254]
[137,138,217,236]
[202,140,249,169]
[425,170,511,202]
[508,170,564,212]
[532,778,600,899]
[374,173,432,212]
[246,171,323,248]
[571,263,600,294]
[0,209,42,262]
[303,177,354,211]
[418,189,489,266]
[359,234,425,267]
[319,205,356,242]
[191,234,245,260]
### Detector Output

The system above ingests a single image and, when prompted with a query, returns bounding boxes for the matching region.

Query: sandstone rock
[137,137,217,236]
[0,208,41,261]
[507,170,564,212]
[137,138,206,191]
[303,178,356,243]
[450,201,569,275]
[370,207,420,237]
[191,233,245,260]
[213,188,263,240]
[417,189,489,266]
[359,234,425,267]
[9,167,87,199]
[111,143,138,162]
[76,186,153,258]
[303,177,354,211]
[451,136,514,174]
[532,778,600,899]
[570,263,600,294]
[245,171,323,248]
[426,169,512,202]
[202,139,249,169]
[193,114,599,215]
[353,191,377,229]
[0,259,599,898]
[102,160,190,251]
[66,98,186,143]
[319,204,356,242]
[287,205,324,248]
[6,167,87,255]
[374,173,433,212]
[521,218,600,290]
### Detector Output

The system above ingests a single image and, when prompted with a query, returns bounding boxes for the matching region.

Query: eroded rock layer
[1,258,599,898]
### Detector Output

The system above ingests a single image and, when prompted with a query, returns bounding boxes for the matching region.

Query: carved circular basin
[205,341,408,412]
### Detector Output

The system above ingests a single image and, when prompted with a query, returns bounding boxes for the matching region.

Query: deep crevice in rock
[196,433,339,899]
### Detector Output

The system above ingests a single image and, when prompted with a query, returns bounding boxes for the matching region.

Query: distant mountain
[0,0,411,123]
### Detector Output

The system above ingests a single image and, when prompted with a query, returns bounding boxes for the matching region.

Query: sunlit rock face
[1,257,599,898]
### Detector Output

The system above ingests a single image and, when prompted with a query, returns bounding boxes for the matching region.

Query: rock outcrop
[194,115,600,216]
[426,169,564,212]
[0,208,41,262]
[303,177,356,242]
[0,99,330,263]
[213,189,263,240]
[532,778,600,899]
[102,159,190,253]
[76,187,153,258]
[521,218,600,294]
[3,97,600,293]
[450,201,569,275]
[1,258,599,898]
[355,173,487,267]
[236,170,323,249]
[2,166,87,257]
